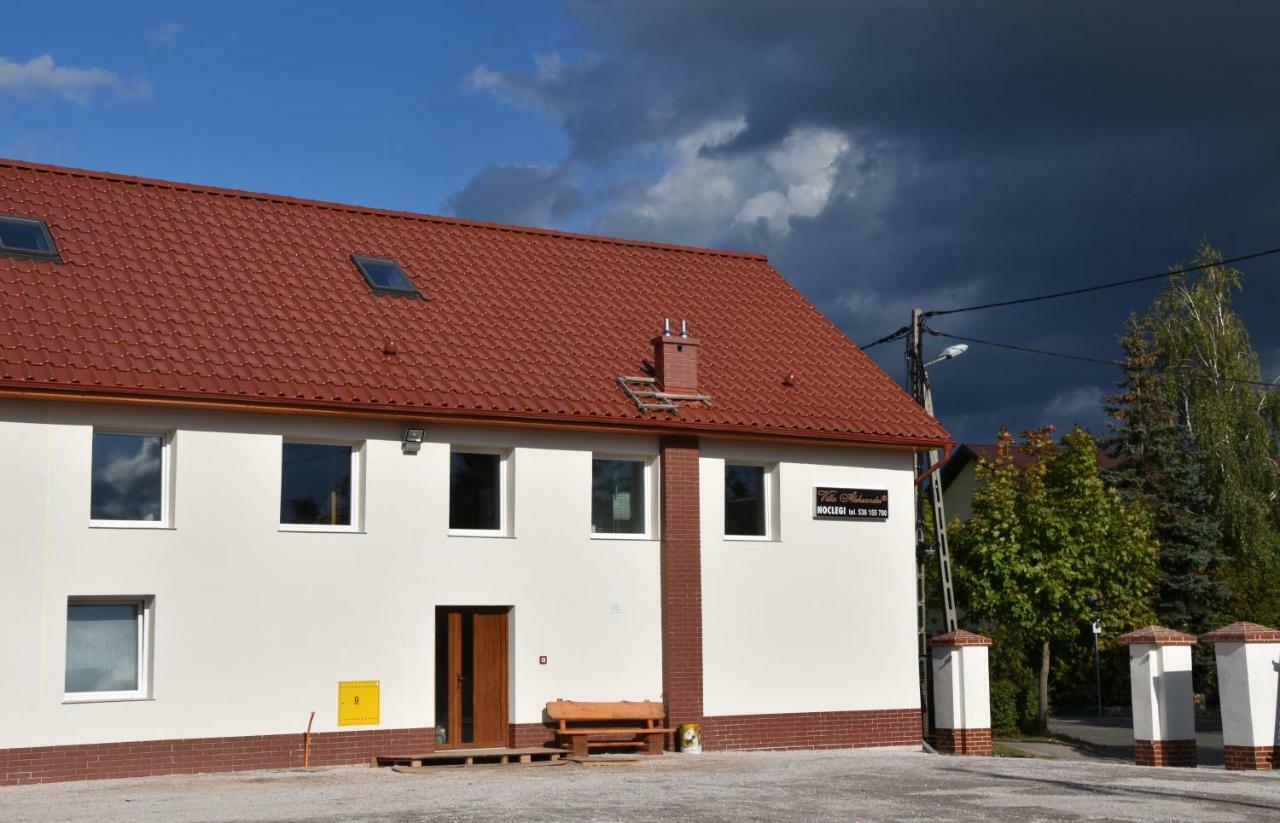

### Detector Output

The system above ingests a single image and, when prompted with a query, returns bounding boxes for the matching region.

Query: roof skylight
[0,215,58,259]
[352,255,419,297]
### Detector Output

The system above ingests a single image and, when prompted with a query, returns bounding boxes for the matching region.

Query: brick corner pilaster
[659,435,703,739]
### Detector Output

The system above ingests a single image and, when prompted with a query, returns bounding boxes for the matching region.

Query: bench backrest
[546,700,665,723]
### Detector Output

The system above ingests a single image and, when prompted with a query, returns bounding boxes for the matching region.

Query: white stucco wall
[0,398,922,749]
[700,441,919,717]
[0,400,666,749]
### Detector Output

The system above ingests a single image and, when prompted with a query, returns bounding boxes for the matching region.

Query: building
[0,159,949,785]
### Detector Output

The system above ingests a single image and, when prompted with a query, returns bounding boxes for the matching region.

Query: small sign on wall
[338,680,380,726]
[813,487,889,520]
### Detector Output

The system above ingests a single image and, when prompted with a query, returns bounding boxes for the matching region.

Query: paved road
[2,747,1277,822]
[1049,715,1226,767]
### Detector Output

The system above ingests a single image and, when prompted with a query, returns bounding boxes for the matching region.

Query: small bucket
[678,722,702,753]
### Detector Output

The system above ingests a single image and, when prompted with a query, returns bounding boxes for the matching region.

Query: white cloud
[147,22,184,46]
[0,54,148,104]
[599,119,852,243]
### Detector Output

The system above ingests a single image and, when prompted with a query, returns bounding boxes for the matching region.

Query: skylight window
[352,255,419,297]
[0,214,58,259]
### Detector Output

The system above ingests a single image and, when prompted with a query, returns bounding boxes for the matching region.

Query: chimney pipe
[680,319,688,339]
[663,318,672,337]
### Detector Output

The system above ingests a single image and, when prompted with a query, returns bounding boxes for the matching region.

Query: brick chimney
[653,318,700,392]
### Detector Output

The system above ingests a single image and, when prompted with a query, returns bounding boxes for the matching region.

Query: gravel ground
[2,747,1278,822]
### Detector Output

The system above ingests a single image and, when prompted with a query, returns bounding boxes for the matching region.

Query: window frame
[589,454,655,540]
[63,596,154,704]
[88,430,174,529]
[277,439,364,533]
[447,447,511,538]
[351,254,420,298]
[0,213,60,262]
[723,461,776,541]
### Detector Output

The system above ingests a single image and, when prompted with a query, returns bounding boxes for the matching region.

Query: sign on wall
[338,680,380,726]
[813,487,889,520]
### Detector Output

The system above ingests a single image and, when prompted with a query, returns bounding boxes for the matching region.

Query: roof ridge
[0,156,770,262]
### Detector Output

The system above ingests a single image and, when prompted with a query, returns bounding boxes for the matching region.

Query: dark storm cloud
[449,0,1280,441]
[443,162,583,227]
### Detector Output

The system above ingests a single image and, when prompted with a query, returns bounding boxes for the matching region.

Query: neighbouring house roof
[0,159,948,447]
[939,441,1120,489]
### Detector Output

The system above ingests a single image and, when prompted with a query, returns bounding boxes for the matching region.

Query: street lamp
[924,343,968,368]
[1085,595,1103,717]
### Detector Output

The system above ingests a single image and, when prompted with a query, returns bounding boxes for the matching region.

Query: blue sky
[5,2,1280,442]
[3,2,572,212]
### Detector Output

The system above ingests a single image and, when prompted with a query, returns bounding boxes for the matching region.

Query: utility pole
[907,308,960,739]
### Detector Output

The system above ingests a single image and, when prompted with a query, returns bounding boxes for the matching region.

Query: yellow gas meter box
[337,680,380,726]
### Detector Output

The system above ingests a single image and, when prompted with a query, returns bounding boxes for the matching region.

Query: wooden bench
[546,700,671,756]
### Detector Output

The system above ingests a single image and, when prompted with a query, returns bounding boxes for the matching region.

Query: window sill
[590,533,655,541]
[723,534,776,542]
[89,522,174,530]
[447,530,513,538]
[278,525,365,534]
[63,694,153,705]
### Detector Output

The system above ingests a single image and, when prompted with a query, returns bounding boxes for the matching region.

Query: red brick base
[509,722,556,749]
[933,727,993,756]
[1224,745,1276,771]
[0,727,435,787]
[700,709,921,751]
[1134,738,1196,768]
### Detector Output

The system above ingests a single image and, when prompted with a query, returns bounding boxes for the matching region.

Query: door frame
[435,606,510,750]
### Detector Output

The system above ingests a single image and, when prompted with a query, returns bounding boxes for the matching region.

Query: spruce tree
[1103,315,1228,637]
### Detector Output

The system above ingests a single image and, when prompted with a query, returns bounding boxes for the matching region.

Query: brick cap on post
[928,629,993,647]
[1116,626,1197,646]
[1200,621,1280,644]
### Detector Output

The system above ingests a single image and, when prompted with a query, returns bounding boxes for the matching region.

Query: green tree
[1144,244,1280,623]
[1104,316,1228,643]
[951,426,1157,732]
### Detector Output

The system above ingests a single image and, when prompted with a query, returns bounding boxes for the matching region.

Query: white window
[280,441,362,531]
[64,597,152,702]
[724,462,775,540]
[90,431,172,528]
[591,455,653,539]
[449,449,509,536]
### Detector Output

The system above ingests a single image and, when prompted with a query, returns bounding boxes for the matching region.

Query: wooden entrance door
[435,607,509,749]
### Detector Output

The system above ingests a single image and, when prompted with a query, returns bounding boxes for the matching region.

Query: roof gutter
[915,443,954,485]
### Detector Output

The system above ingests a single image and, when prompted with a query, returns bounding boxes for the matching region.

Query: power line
[923,245,1280,318]
[926,326,1280,390]
[859,325,908,350]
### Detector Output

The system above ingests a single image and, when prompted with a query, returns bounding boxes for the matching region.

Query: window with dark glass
[725,464,767,537]
[592,458,646,535]
[91,432,165,523]
[65,601,144,696]
[450,451,502,532]
[351,255,419,296]
[0,214,57,257]
[280,443,353,526]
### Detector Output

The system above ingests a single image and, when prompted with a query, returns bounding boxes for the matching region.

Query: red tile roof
[1116,626,1197,646]
[927,629,993,647]
[1199,622,1280,644]
[0,159,948,447]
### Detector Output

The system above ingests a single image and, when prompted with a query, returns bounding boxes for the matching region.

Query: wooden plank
[546,700,665,721]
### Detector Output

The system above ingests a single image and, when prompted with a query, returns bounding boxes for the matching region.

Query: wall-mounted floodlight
[402,426,426,455]
[924,343,969,368]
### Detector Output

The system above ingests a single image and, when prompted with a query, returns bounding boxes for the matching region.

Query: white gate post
[1201,622,1280,770]
[929,630,992,755]
[1117,626,1197,767]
